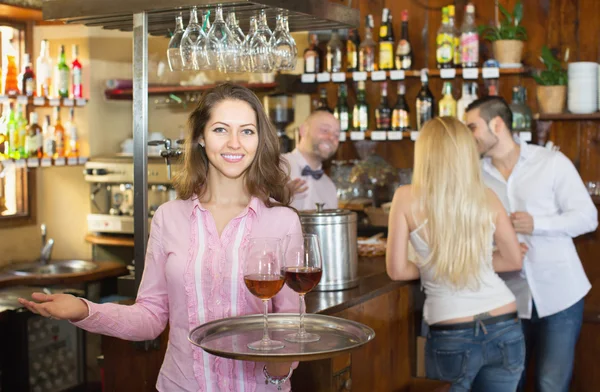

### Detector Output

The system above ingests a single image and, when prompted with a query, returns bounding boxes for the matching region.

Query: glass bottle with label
[447,5,461,68]
[416,69,434,130]
[510,86,532,132]
[54,45,70,98]
[2,40,19,96]
[346,28,361,72]
[460,3,479,68]
[439,81,456,117]
[36,39,53,97]
[375,82,391,130]
[334,84,350,132]
[436,7,454,69]
[353,81,369,131]
[71,45,83,98]
[326,30,343,73]
[53,107,65,158]
[359,15,376,72]
[43,114,56,158]
[457,82,474,123]
[392,83,410,131]
[26,112,43,158]
[66,107,79,157]
[303,33,321,74]
[5,103,18,158]
[395,10,412,70]
[378,8,394,71]
[15,104,27,158]
[316,88,331,112]
[19,54,36,97]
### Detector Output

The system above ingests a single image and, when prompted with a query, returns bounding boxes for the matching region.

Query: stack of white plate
[568,62,599,114]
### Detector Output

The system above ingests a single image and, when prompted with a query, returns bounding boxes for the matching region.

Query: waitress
[283,109,341,210]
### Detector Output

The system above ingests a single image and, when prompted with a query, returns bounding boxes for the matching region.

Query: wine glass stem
[299,294,306,336]
[262,299,270,343]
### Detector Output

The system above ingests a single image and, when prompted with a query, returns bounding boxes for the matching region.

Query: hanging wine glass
[222,12,244,73]
[180,6,203,70]
[243,15,258,72]
[227,12,246,44]
[272,13,295,71]
[206,5,232,72]
[283,15,298,71]
[195,10,211,70]
[250,9,274,73]
[167,13,185,71]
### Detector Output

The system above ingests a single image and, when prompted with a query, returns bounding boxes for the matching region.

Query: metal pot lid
[298,203,354,217]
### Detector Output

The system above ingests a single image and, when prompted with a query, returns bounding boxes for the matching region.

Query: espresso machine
[266,93,295,153]
[84,156,178,234]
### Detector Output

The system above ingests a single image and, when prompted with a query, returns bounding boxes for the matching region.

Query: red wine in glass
[283,267,322,294]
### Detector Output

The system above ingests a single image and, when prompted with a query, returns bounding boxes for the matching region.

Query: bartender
[283,109,340,211]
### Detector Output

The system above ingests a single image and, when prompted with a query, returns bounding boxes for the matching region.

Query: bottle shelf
[104,82,279,100]
[339,130,532,142]
[301,67,528,84]
[534,112,600,121]
[85,233,134,247]
[0,156,89,168]
[0,95,88,107]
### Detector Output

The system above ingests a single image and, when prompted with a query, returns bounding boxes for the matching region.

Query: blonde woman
[387,117,526,391]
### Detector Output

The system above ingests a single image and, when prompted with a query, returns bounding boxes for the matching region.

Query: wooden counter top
[305,256,417,315]
[0,260,128,288]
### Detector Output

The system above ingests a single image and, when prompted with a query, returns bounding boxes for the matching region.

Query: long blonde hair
[412,117,494,289]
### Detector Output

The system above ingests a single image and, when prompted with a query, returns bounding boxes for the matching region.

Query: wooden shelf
[534,112,600,121]
[104,82,279,100]
[0,156,88,168]
[0,95,88,107]
[85,234,134,247]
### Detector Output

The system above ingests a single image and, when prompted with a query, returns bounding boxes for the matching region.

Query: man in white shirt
[282,109,340,211]
[466,96,598,392]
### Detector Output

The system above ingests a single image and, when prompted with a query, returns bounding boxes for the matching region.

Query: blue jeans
[517,298,584,392]
[425,318,525,391]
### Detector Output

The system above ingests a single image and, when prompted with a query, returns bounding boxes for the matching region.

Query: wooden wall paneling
[579,123,600,181]
[572,323,600,392]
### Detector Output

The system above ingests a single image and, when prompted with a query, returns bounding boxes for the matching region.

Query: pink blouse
[73,196,301,391]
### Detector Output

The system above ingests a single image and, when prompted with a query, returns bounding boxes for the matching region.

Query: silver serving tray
[188,313,375,362]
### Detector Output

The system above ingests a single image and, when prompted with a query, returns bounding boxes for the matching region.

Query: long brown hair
[174,83,291,207]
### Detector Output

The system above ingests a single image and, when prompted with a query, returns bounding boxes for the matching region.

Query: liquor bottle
[36,39,53,97]
[42,114,56,158]
[510,86,532,132]
[316,88,332,112]
[416,69,434,130]
[19,54,36,97]
[378,8,394,71]
[353,81,369,131]
[439,81,456,117]
[392,83,410,131]
[395,10,412,70]
[359,15,376,72]
[346,28,361,72]
[326,30,343,73]
[54,45,70,98]
[460,3,479,68]
[457,82,474,123]
[66,107,79,157]
[5,103,18,159]
[436,7,454,69]
[333,84,350,132]
[303,33,321,74]
[71,44,83,98]
[15,104,27,158]
[447,5,461,68]
[2,40,19,96]
[53,107,65,158]
[26,111,43,158]
[375,82,392,130]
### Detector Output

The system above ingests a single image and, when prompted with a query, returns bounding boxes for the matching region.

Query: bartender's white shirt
[282,149,338,211]
[482,139,598,318]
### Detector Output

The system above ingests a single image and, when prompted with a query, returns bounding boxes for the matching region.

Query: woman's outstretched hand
[18,293,89,322]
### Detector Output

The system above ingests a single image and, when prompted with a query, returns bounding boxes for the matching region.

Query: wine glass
[243,15,258,72]
[282,233,323,343]
[180,6,203,70]
[167,13,185,71]
[244,237,286,351]
[206,5,231,72]
[195,10,211,70]
[249,9,274,73]
[282,15,298,71]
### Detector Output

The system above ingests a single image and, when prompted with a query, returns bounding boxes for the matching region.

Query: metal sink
[8,260,99,276]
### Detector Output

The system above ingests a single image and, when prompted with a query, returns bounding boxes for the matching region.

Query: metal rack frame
[42,0,358,292]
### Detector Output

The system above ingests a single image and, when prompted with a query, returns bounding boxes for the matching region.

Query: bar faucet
[40,224,54,265]
[148,138,182,180]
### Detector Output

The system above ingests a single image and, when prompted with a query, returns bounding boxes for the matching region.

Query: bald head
[298,110,341,163]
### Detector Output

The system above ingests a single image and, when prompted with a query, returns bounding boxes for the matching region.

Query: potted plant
[480,1,527,66]
[533,46,568,114]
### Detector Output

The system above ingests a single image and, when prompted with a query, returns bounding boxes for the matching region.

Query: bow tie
[301,165,324,180]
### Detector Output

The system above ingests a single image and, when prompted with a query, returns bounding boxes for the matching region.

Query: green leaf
[499,3,513,24]
[513,1,524,25]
